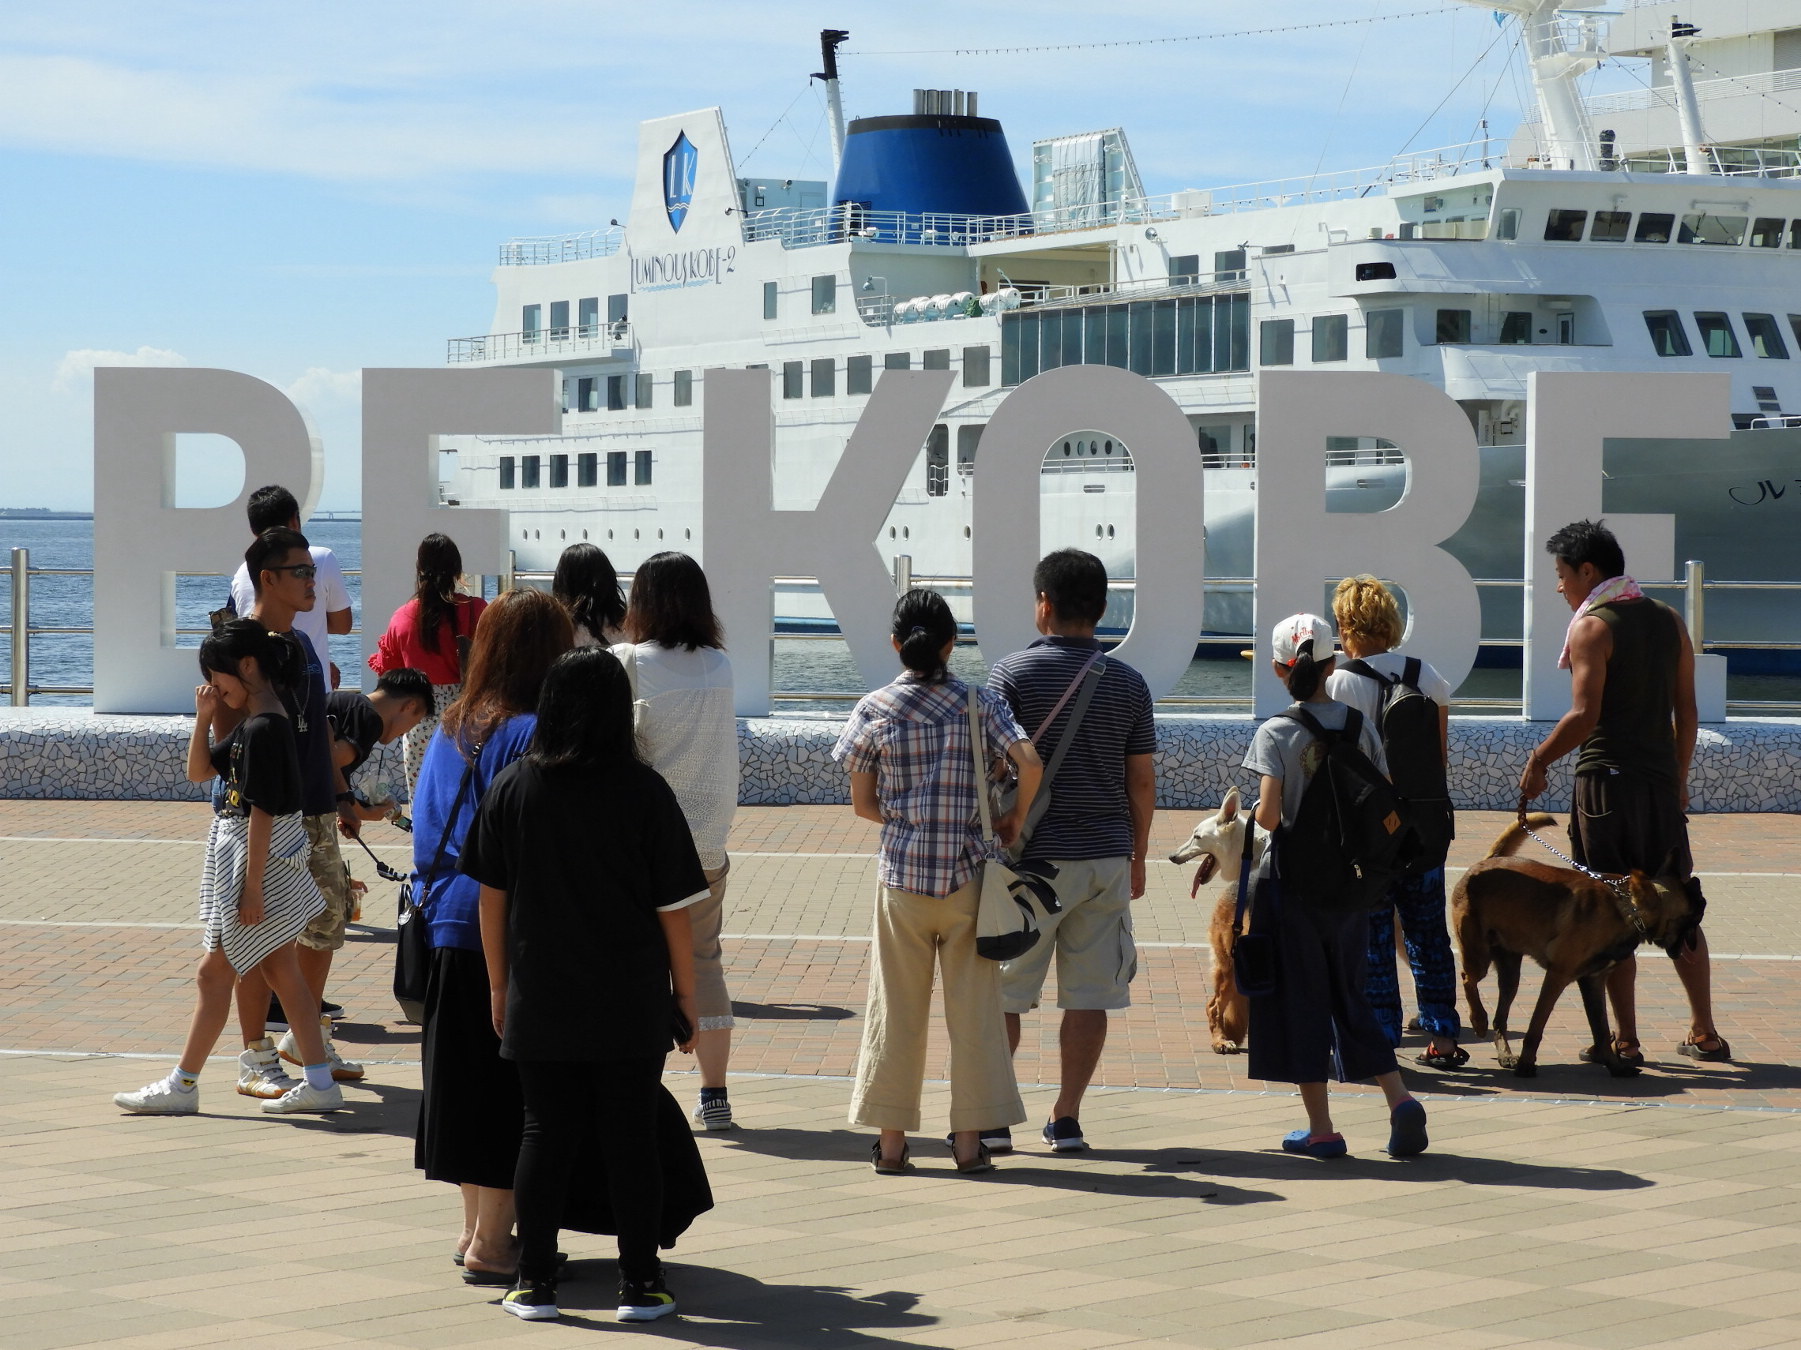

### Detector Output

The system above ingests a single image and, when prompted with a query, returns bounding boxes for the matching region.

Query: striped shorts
[199,811,326,974]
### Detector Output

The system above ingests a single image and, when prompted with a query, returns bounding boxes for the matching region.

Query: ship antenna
[816,29,851,173]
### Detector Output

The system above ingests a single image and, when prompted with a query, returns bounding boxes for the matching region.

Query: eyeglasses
[268,564,318,580]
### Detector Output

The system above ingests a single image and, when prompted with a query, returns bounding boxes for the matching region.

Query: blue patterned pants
[1365,867,1460,1046]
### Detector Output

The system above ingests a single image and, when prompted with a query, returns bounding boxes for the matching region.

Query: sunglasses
[268,563,318,580]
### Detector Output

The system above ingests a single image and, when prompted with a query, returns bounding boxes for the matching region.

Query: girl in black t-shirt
[111,621,344,1118]
[461,647,712,1324]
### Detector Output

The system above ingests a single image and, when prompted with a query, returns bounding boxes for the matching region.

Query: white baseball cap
[1271,613,1336,668]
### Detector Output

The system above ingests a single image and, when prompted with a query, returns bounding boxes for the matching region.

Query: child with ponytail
[113,620,345,1116]
[1240,614,1428,1158]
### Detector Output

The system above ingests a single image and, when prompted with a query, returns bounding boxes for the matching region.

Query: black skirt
[415,945,523,1189]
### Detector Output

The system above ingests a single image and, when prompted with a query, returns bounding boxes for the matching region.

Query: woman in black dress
[463,647,712,1323]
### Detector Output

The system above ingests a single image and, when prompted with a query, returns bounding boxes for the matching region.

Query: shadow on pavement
[1440,1055,1801,1099]
[731,1001,857,1021]
[1119,1145,1652,1191]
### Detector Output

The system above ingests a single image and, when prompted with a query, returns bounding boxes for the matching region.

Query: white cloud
[285,367,363,410]
[51,345,188,394]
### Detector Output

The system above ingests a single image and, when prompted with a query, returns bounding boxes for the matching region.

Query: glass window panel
[1104,305,1129,369]
[1590,211,1630,242]
[1366,308,1404,359]
[1259,318,1294,366]
[1016,314,1040,381]
[606,375,626,410]
[1500,311,1533,344]
[1751,217,1786,248]
[577,453,597,487]
[847,354,873,395]
[673,369,693,406]
[811,274,836,314]
[1175,298,1196,374]
[1311,313,1348,362]
[498,456,515,489]
[578,297,599,334]
[1001,317,1021,386]
[925,424,949,497]
[1680,214,1747,245]
[1695,311,1743,357]
[1644,310,1692,357]
[884,351,910,369]
[1038,311,1063,371]
[1543,209,1587,241]
[607,451,627,486]
[1151,299,1176,375]
[1494,207,1520,240]
[956,424,982,475]
[549,454,568,488]
[782,360,804,398]
[1744,313,1789,359]
[1061,312,1083,367]
[763,281,778,319]
[635,373,652,408]
[1128,302,1153,375]
[1789,314,1801,352]
[548,301,570,338]
[521,455,540,489]
[962,346,991,387]
[923,348,950,371]
[1436,309,1472,343]
[1227,294,1250,369]
[1635,212,1675,243]
[810,358,835,396]
[1084,307,1108,367]
[1791,222,1801,249]
[1191,298,1214,372]
[635,450,653,485]
[577,376,596,412]
[1170,254,1200,285]
[607,294,629,323]
[1213,248,1246,281]
[522,304,542,338]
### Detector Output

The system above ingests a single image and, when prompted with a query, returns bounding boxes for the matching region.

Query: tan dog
[1454,815,1706,1078]
[1168,788,1268,1053]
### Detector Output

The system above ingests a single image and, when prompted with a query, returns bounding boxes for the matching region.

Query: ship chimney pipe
[1666,19,1711,175]
[816,29,851,172]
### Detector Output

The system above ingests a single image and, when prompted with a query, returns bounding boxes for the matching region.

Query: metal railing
[1585,65,1801,116]
[448,322,632,364]
[498,228,625,266]
[7,552,1801,711]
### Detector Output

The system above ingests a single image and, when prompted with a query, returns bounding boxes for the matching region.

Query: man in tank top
[1518,519,1728,1065]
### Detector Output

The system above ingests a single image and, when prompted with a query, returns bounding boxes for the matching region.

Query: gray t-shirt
[1243,699,1387,826]
[1325,650,1453,728]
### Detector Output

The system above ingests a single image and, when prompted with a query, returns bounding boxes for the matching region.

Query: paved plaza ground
[5,801,1801,1347]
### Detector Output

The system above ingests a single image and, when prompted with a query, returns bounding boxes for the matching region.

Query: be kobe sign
[90,365,1728,718]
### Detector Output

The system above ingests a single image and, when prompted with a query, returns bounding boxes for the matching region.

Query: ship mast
[817,28,851,172]
[1457,0,1605,170]
[1666,17,1712,175]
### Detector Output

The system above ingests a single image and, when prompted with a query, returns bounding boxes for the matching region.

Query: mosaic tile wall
[4,709,1799,814]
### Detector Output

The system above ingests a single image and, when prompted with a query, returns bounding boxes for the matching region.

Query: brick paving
[4,800,1801,1346]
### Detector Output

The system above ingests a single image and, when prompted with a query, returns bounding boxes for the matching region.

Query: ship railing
[9,553,1801,714]
[447,322,632,364]
[498,228,625,266]
[1614,145,1801,179]
[1751,415,1801,430]
[1585,65,1801,116]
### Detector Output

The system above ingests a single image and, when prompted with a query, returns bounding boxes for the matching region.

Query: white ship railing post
[9,547,28,707]
[892,553,912,596]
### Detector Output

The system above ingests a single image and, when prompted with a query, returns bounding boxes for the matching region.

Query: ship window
[549,454,568,488]
[1543,209,1587,242]
[1128,303,1154,376]
[925,424,949,497]
[1500,311,1533,345]
[1436,309,1472,344]
[1589,211,1631,243]
[1355,262,1396,282]
[763,281,778,320]
[1366,308,1404,359]
[1680,213,1747,246]
[606,375,626,411]
[548,301,570,339]
[782,361,803,399]
[1792,222,1801,249]
[635,450,653,485]
[1259,319,1295,366]
[1213,248,1246,282]
[962,346,991,386]
[607,294,628,324]
[577,453,597,487]
[1789,315,1801,351]
[846,354,873,395]
[522,304,542,339]
[498,456,516,490]
[1151,300,1176,375]
[1744,314,1789,359]
[923,348,950,371]
[957,424,982,476]
[885,352,910,369]
[1634,213,1675,243]
[810,358,835,397]
[521,455,541,489]
[577,377,597,413]
[578,297,599,336]
[1494,207,1520,240]
[607,451,627,486]
[559,379,571,414]
[1644,310,1692,357]
[1751,217,1787,249]
[1170,254,1200,285]
[811,274,837,315]
[1311,314,1347,362]
[673,370,693,406]
[635,373,652,408]
[1695,312,1742,357]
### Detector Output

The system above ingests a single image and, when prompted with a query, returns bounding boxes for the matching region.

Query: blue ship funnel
[833,88,1027,220]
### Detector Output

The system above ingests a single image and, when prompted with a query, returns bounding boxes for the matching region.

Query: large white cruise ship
[442,0,1801,665]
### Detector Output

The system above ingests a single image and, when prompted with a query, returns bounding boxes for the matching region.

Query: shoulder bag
[394,740,481,1024]
[968,690,1045,961]
[996,651,1106,860]
[1230,807,1279,997]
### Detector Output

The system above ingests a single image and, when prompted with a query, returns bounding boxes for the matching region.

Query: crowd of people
[111,490,1722,1324]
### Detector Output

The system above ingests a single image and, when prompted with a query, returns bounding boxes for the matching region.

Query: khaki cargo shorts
[297,814,352,952]
[998,856,1137,1013]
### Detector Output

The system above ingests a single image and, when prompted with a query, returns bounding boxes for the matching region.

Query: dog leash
[349,830,407,883]
[1514,796,1647,939]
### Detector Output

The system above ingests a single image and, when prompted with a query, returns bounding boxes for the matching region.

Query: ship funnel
[833,91,1026,219]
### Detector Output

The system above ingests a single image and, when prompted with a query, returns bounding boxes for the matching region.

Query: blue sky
[0,1,1646,511]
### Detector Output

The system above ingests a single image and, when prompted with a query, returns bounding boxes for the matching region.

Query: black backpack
[1340,657,1455,874]
[1276,705,1419,914]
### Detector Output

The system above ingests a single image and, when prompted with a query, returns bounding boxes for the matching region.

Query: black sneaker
[944,1127,1013,1155]
[617,1276,678,1322]
[502,1277,559,1321]
[1042,1116,1086,1152]
[267,995,343,1031]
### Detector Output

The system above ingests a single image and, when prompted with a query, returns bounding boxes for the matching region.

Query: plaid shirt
[832,673,1028,898]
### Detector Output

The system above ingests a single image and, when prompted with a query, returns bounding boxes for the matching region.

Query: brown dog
[1454,815,1705,1078]
[1168,789,1266,1053]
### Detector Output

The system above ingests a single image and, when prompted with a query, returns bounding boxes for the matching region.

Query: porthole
[559,529,566,540]
[902,526,910,539]
[533,529,540,540]
[963,525,971,538]
[1107,524,1115,538]
[1095,525,1103,537]
[657,529,664,540]
[1063,443,1072,456]
[634,528,641,540]
[1105,440,1114,455]
[521,529,528,539]
[607,529,614,540]
[582,529,589,540]
[684,528,691,540]
[889,526,897,539]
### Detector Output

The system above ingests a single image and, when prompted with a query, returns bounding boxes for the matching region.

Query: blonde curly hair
[1332,574,1403,652]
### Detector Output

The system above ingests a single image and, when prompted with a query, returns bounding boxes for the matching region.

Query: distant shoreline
[0,510,363,522]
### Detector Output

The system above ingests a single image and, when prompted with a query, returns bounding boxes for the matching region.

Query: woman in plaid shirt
[833,590,1042,1175]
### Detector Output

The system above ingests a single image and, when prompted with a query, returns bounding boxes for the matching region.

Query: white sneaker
[261,1080,345,1114]
[113,1076,198,1114]
[237,1038,300,1099]
[692,1097,734,1131]
[278,1015,365,1081]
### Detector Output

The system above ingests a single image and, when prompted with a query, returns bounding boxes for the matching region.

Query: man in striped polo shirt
[987,549,1157,1154]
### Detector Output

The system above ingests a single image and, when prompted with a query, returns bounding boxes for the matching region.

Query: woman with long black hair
[370,533,488,798]
[463,647,713,1323]
[551,541,628,647]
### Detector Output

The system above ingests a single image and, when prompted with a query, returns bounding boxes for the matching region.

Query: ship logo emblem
[663,132,697,233]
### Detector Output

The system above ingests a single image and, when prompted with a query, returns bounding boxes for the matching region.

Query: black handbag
[394,742,481,1024]
[1231,810,1279,999]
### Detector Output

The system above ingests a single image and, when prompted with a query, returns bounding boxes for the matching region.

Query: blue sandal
[1281,1129,1347,1159]
[1387,1099,1429,1157]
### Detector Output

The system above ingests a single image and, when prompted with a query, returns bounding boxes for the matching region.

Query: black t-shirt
[460,757,709,1062]
[282,629,335,817]
[210,711,303,818]
[326,690,383,781]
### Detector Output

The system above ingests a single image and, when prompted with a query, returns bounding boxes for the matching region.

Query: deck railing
[447,322,632,364]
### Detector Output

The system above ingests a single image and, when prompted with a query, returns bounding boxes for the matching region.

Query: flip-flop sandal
[954,1143,996,1175]
[459,1251,568,1280]
[1580,1040,1646,1067]
[1414,1045,1470,1069]
[1678,1036,1731,1062]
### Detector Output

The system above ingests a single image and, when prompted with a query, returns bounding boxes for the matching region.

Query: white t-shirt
[1243,698,1387,826]
[1325,650,1453,730]
[613,642,738,870]
[230,546,352,669]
